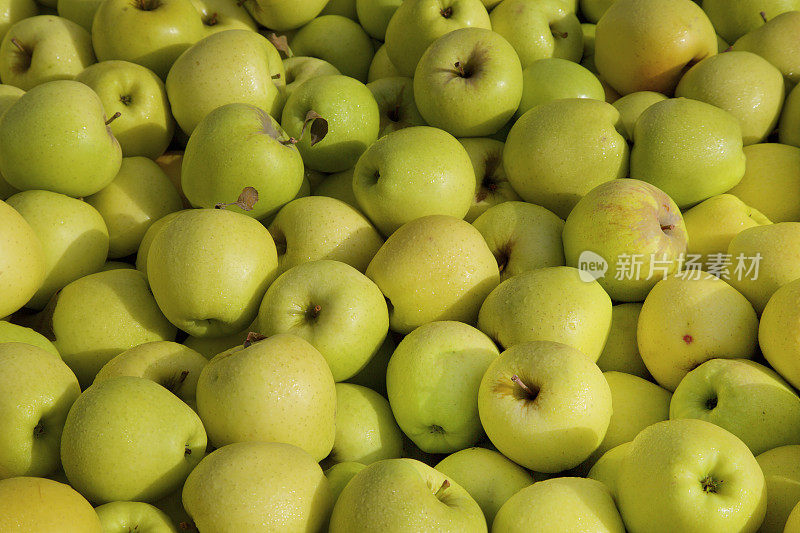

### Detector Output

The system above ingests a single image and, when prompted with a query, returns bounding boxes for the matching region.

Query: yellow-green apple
[56,0,100,32]
[320,0,357,19]
[0,15,94,90]
[0,321,58,355]
[291,15,374,81]
[760,278,800,389]
[596,304,650,379]
[357,0,401,40]
[325,383,403,466]
[675,51,784,145]
[165,30,285,135]
[313,168,358,208]
[386,320,498,453]
[283,56,340,100]
[326,461,366,503]
[95,501,176,532]
[134,210,184,280]
[728,144,800,223]
[472,201,565,280]
[146,208,278,337]
[0,84,22,200]
[702,0,800,43]
[93,341,207,407]
[587,442,631,499]
[269,195,383,273]
[458,138,519,223]
[478,266,612,359]
[257,260,389,381]
[100,261,133,271]
[329,458,486,533]
[503,98,629,219]
[151,487,190,530]
[345,334,394,396]
[352,126,474,235]
[732,11,800,85]
[366,215,500,333]
[0,200,44,317]
[671,358,800,455]
[154,151,188,206]
[384,0,490,77]
[611,90,667,141]
[478,341,612,472]
[490,0,582,67]
[0,477,101,532]
[580,0,615,22]
[616,419,766,533]
[184,441,332,530]
[182,326,249,359]
[580,22,597,71]
[241,0,328,30]
[517,58,604,117]
[594,0,717,95]
[756,445,800,533]
[180,104,304,220]
[630,97,746,208]
[789,504,800,533]
[368,43,400,81]
[727,222,800,312]
[493,477,625,533]
[638,272,758,391]
[435,447,533,525]
[0,0,37,39]
[92,0,204,78]
[61,376,206,503]
[76,60,174,159]
[563,179,688,301]
[367,76,426,138]
[281,74,379,172]
[195,334,336,459]
[191,0,256,34]
[780,86,800,147]
[682,194,771,268]
[0,80,121,197]
[6,190,108,310]
[86,157,181,258]
[0,343,79,479]
[414,28,522,137]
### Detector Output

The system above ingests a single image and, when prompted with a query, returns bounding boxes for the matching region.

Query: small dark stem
[10,38,27,54]
[105,112,121,125]
[760,11,768,23]
[511,375,534,396]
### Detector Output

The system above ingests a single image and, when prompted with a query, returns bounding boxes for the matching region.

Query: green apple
[326,461,366,503]
[0,343,79,479]
[0,321,58,355]
[95,501,176,533]
[0,477,101,532]
[638,272,758,391]
[702,0,800,43]
[320,0,357,19]
[727,222,800,312]
[386,321,498,453]
[86,157,181,258]
[675,51,784,145]
[357,0,400,40]
[191,0,256,33]
[345,334,394,396]
[313,168,358,208]
[366,215,500,333]
[0,200,44,318]
[616,419,766,533]
[257,260,389,381]
[563,179,689,302]
[0,84,22,200]
[0,15,94,90]
[587,442,631,499]
[182,326,249,359]
[594,0,717,95]
[517,57,604,117]
[166,29,285,136]
[92,0,204,79]
[595,304,650,379]
[329,458,486,532]
[458,138,520,223]
[325,383,403,466]
[291,15,374,82]
[756,445,800,533]
[780,85,800,148]
[789,504,800,533]
[6,190,108,310]
[472,201,565,281]
[181,104,304,220]
[100,261,133,271]
[478,266,612,360]
[61,376,206,503]
[503,98,629,219]
[493,477,625,533]
[611,90,667,141]
[352,126,474,235]
[281,74,379,172]
[0,80,122,197]
[367,76,425,138]
[414,28,522,138]
[671,358,800,455]
[384,0,490,77]
[196,333,336,460]
[368,43,399,81]
[75,60,174,159]
[242,0,328,30]
[0,0,37,39]
[490,0,582,68]
[760,278,800,389]
[56,0,100,32]
[580,0,615,23]
[147,208,278,337]
[728,144,800,223]
[581,22,598,71]
[435,447,533,525]
[630,97,746,208]
[478,340,612,472]
[732,11,800,85]
[154,151,189,206]
[93,341,207,407]
[269,195,383,273]
[283,55,340,100]
[134,210,184,280]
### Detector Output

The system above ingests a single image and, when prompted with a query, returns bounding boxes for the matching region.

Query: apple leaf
[259,113,286,142]
[301,110,328,147]
[243,331,267,348]
[214,186,259,211]
[268,33,293,58]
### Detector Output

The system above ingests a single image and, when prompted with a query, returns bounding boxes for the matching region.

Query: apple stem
[454,61,466,77]
[9,38,27,55]
[511,375,535,396]
[760,11,768,23]
[435,479,450,498]
[660,224,674,232]
[206,12,218,25]
[105,112,121,125]
[552,30,569,39]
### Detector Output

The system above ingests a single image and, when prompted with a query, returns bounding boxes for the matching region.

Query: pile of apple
[5,0,800,530]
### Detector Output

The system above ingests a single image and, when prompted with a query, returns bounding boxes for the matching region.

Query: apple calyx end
[440,6,453,18]
[700,474,723,494]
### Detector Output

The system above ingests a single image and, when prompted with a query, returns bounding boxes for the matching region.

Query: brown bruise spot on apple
[550,27,569,39]
[132,0,162,10]
[700,474,723,494]
[683,334,693,344]
[9,38,31,73]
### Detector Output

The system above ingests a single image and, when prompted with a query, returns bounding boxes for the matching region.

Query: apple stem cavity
[133,0,161,11]
[205,12,218,26]
[435,479,450,498]
[33,420,44,438]
[454,62,468,78]
[701,474,723,494]
[705,396,717,410]
[511,374,535,396]
[105,112,122,126]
